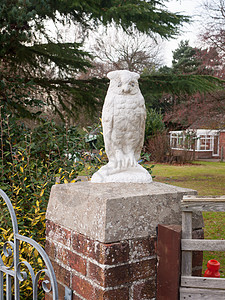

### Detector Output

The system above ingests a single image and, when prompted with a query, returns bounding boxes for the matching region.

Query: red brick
[68,250,87,276]
[50,259,70,287]
[133,278,156,300]
[88,258,156,288]
[94,286,130,300]
[88,261,105,285]
[131,258,156,281]
[72,274,95,299]
[130,236,156,260]
[71,232,95,257]
[45,220,55,237]
[72,275,130,300]
[57,282,66,300]
[46,220,71,247]
[55,245,87,276]
[72,232,129,264]
[72,232,94,255]
[45,281,65,300]
[45,239,56,259]
[73,294,83,300]
[45,293,53,300]
[56,244,69,265]
[104,287,129,300]
[88,261,130,287]
[99,242,129,265]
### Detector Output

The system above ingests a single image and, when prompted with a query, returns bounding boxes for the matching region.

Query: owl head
[107,70,140,95]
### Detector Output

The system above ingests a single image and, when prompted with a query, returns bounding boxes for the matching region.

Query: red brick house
[169,117,225,159]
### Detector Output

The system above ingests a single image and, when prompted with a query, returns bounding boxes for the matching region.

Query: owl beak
[122,85,131,94]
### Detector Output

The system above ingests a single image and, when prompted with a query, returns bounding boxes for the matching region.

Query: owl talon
[122,159,127,169]
[125,153,137,168]
[114,150,124,170]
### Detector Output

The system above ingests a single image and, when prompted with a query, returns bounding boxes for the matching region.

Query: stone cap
[46,182,202,243]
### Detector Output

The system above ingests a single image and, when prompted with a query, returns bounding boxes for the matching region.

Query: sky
[47,0,204,67]
[164,0,203,65]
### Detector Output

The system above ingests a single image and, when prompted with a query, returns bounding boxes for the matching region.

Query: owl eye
[118,82,122,87]
[130,82,135,87]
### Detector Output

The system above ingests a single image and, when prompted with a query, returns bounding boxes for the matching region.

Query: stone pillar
[45,182,201,300]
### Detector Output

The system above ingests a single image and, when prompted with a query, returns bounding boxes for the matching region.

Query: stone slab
[46,182,202,243]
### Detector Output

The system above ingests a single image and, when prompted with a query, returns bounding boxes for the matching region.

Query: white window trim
[170,129,220,152]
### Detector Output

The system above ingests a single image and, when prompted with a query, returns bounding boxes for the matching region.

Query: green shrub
[145,108,165,141]
[0,115,92,298]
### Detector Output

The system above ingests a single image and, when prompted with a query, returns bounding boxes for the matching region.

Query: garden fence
[180,195,225,299]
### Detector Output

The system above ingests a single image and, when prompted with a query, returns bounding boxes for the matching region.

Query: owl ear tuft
[107,71,119,80]
[132,72,140,80]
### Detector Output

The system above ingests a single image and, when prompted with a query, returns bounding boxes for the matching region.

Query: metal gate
[180,195,225,299]
[0,189,58,299]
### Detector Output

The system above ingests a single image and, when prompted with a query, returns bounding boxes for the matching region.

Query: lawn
[152,161,225,277]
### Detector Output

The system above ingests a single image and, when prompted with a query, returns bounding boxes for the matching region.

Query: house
[169,117,225,159]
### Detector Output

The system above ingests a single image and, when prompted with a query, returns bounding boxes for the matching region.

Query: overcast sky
[47,0,205,67]
[164,0,203,65]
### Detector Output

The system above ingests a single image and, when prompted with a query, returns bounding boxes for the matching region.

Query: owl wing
[102,95,114,161]
[134,99,146,161]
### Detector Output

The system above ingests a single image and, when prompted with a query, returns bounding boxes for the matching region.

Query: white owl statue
[91,70,152,183]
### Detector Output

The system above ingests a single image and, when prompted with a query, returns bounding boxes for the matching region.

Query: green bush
[145,108,165,141]
[0,115,93,298]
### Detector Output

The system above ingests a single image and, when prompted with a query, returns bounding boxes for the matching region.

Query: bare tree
[83,26,164,77]
[199,0,225,59]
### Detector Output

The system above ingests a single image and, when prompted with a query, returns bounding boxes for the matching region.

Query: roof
[188,114,225,130]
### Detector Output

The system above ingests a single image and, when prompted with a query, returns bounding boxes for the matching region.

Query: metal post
[6,274,12,300]
[0,271,3,300]
[14,239,20,300]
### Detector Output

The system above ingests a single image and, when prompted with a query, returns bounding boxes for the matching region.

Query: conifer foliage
[0,0,189,119]
[172,40,202,74]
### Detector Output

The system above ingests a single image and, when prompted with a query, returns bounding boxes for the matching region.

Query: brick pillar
[45,181,202,300]
[45,220,157,299]
[219,131,225,160]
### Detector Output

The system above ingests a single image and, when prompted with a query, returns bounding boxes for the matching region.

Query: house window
[170,129,220,154]
[171,133,178,148]
[171,132,184,149]
[199,135,212,151]
[170,131,196,150]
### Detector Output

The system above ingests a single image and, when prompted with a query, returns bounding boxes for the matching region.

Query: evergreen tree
[158,41,225,129]
[142,39,224,129]
[0,0,189,120]
[172,40,201,74]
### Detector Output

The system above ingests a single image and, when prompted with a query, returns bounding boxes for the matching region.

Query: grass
[152,161,225,196]
[152,161,225,277]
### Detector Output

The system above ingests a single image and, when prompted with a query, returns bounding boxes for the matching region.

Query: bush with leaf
[145,108,165,141]
[0,115,94,298]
